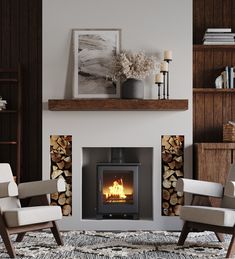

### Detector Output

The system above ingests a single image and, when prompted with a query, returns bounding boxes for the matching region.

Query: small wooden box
[223,124,235,142]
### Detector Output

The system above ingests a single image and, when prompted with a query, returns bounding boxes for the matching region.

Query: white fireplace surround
[43,0,192,231]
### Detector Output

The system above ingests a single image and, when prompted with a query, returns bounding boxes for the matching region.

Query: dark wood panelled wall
[193,0,235,142]
[0,0,42,181]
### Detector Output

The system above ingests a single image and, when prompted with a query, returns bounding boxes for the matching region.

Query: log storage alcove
[161,135,184,216]
[50,135,72,216]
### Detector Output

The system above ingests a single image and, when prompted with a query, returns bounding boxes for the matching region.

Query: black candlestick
[160,71,167,99]
[164,58,172,99]
[156,82,163,99]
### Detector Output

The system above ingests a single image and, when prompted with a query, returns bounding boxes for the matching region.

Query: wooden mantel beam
[48,99,189,111]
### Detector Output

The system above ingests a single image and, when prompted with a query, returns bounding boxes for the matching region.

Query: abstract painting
[72,29,121,98]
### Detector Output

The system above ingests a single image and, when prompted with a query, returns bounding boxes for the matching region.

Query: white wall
[43,0,192,230]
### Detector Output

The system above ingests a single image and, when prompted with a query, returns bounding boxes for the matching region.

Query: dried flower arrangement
[111,51,157,81]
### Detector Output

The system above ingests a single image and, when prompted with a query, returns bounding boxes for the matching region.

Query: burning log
[50,135,72,216]
[161,135,184,216]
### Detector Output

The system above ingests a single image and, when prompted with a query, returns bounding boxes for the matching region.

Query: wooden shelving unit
[48,99,189,111]
[193,0,235,186]
[0,65,22,183]
[193,0,235,143]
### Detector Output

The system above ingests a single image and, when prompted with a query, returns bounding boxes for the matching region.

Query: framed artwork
[72,29,121,99]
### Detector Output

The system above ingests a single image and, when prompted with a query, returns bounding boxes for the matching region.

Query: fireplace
[97,163,139,219]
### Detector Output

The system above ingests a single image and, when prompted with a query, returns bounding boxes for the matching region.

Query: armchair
[176,163,235,258]
[0,163,65,258]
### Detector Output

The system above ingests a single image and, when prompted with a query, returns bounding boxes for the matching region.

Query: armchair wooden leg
[214,232,224,242]
[178,221,190,246]
[16,232,26,242]
[0,228,16,258]
[51,221,63,246]
[0,215,16,258]
[226,232,235,258]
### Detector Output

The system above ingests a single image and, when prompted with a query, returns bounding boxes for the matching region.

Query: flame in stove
[105,178,127,199]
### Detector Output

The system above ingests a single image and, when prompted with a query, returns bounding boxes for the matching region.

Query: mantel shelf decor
[48,99,188,111]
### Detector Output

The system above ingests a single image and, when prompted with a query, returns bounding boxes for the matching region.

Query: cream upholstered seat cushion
[3,206,62,227]
[180,206,235,227]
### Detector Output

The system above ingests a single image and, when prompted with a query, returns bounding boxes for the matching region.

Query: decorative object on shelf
[160,61,168,99]
[164,50,173,99]
[72,29,121,99]
[223,121,235,142]
[161,135,184,216]
[215,66,234,89]
[155,73,163,99]
[111,51,157,99]
[0,96,7,110]
[215,75,223,89]
[121,78,144,99]
[50,135,72,216]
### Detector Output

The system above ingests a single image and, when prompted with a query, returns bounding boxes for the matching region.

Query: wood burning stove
[97,163,140,219]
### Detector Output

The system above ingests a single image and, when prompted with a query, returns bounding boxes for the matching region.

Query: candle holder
[164,58,172,99]
[155,82,163,99]
[160,71,167,99]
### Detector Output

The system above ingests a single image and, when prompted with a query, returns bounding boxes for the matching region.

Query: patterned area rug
[0,230,231,258]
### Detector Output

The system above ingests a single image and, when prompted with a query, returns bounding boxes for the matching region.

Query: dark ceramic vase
[121,78,144,99]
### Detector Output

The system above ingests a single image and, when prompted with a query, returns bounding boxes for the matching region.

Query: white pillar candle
[155,73,163,83]
[160,61,168,72]
[164,50,173,60]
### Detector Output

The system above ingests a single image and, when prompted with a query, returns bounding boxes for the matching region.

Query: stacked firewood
[50,135,72,216]
[162,135,184,216]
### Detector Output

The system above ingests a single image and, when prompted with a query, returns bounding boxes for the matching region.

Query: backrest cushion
[0,163,15,182]
[0,164,20,212]
[222,164,235,209]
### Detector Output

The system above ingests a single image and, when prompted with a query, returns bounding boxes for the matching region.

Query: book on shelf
[203,41,235,45]
[230,67,234,89]
[204,33,235,38]
[203,28,235,45]
[221,71,228,88]
[206,28,232,33]
[204,38,235,42]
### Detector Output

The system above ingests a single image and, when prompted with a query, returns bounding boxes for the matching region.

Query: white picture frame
[72,29,121,99]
